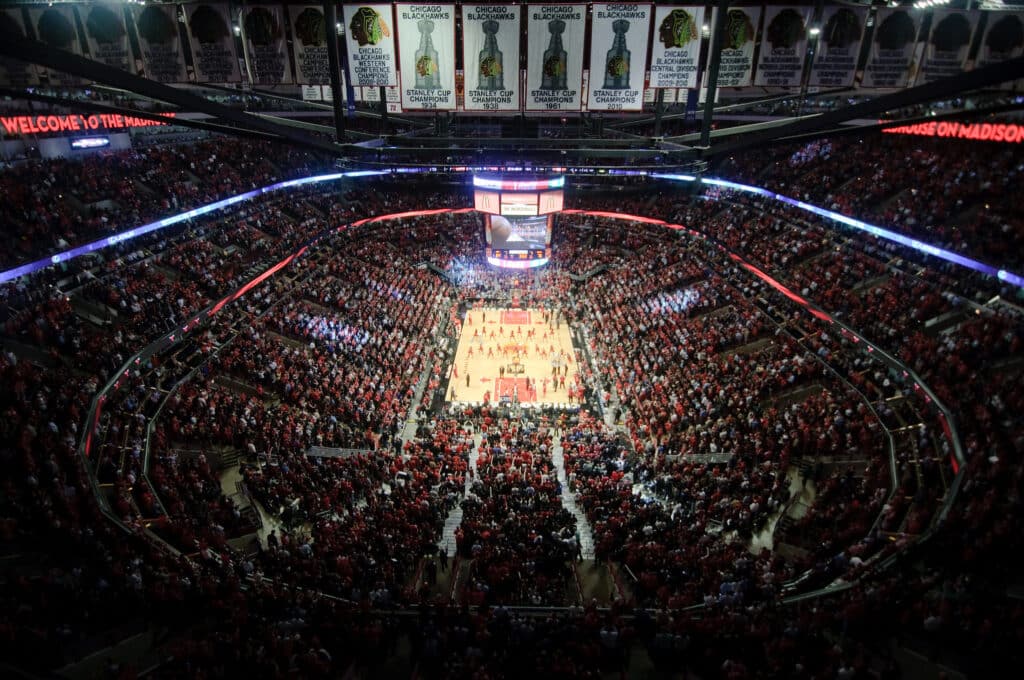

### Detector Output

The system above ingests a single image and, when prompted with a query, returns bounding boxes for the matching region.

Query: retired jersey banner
[649,5,703,89]
[396,4,456,110]
[132,4,188,83]
[754,5,813,87]
[861,8,922,88]
[288,6,329,84]
[710,6,761,88]
[81,4,132,73]
[916,10,979,84]
[0,8,39,87]
[976,12,1024,71]
[462,4,521,112]
[343,4,398,87]
[184,3,241,83]
[241,5,293,85]
[526,4,586,111]
[809,4,868,88]
[27,4,83,85]
[587,4,652,111]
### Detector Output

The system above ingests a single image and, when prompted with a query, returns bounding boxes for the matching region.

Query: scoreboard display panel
[474,175,564,269]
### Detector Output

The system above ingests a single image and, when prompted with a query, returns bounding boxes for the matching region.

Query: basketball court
[448,307,580,406]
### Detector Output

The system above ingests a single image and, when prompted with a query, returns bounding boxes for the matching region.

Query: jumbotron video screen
[473,175,564,268]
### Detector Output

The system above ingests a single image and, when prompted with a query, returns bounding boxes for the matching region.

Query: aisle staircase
[437,432,481,557]
[551,435,596,559]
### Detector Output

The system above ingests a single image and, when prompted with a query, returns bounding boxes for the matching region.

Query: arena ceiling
[1,1,1023,171]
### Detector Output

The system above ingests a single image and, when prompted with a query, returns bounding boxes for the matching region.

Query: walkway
[551,435,596,560]
[437,432,481,557]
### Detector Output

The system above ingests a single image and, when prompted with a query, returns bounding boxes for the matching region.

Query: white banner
[976,12,1024,71]
[650,6,704,90]
[343,4,398,87]
[809,5,869,88]
[132,4,188,83]
[184,3,241,83]
[587,4,652,111]
[861,8,922,88]
[462,4,521,112]
[916,10,980,84]
[28,5,83,85]
[29,5,83,54]
[0,8,38,87]
[644,86,678,104]
[288,5,329,84]
[525,4,587,111]
[709,7,761,88]
[81,4,132,73]
[754,5,813,87]
[396,4,456,110]
[241,5,293,85]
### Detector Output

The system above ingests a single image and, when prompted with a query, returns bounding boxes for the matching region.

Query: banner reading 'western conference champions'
[587,4,651,110]
[342,4,398,87]
[396,4,456,110]
[463,4,521,111]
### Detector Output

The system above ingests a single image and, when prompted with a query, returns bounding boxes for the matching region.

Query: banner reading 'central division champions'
[463,4,521,111]
[587,4,651,111]
[649,5,704,90]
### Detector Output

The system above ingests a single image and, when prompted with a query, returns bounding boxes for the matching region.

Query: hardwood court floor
[448,307,580,405]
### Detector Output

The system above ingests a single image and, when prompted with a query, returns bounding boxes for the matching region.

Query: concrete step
[552,435,596,559]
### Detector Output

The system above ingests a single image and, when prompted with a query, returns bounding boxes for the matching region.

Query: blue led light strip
[0,171,382,285]
[4,168,1020,290]
[652,174,1024,290]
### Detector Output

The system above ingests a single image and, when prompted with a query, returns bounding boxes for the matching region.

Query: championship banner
[649,6,703,90]
[28,5,83,55]
[809,4,869,88]
[586,4,652,111]
[861,8,922,88]
[288,5,329,84]
[28,4,84,86]
[183,3,241,83]
[342,4,398,87]
[754,5,813,87]
[975,12,1024,71]
[396,4,456,110]
[462,4,521,112]
[0,8,38,87]
[81,4,133,73]
[241,5,293,85]
[915,10,980,84]
[525,4,586,111]
[132,4,188,83]
[708,6,761,88]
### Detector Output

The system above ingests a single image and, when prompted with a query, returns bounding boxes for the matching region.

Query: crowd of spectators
[459,416,580,606]
[0,137,331,267]
[0,132,1022,679]
[715,132,1024,268]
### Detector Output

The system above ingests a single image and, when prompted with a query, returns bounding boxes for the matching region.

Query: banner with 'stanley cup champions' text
[395,4,456,110]
[525,4,586,111]
[586,4,652,111]
[462,4,521,111]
